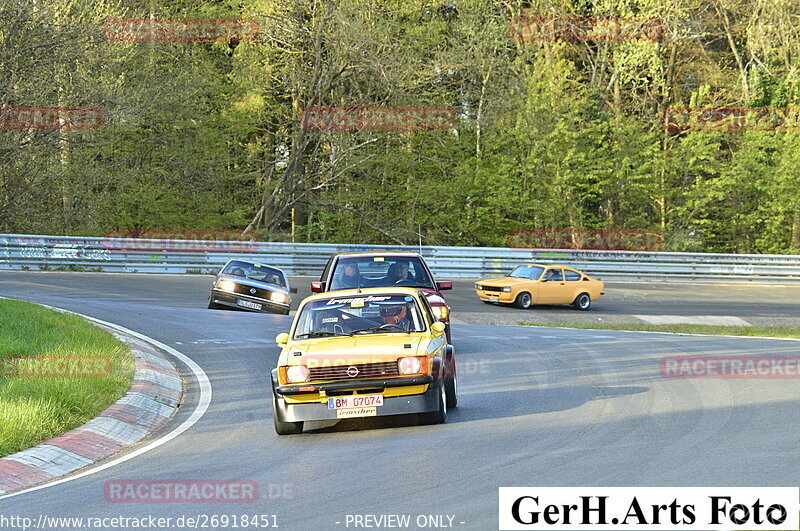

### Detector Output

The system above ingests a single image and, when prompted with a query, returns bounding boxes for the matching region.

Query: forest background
[2,0,799,253]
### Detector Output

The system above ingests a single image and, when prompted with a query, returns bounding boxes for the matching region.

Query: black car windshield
[328,256,434,290]
[509,265,545,280]
[222,260,286,287]
[293,294,425,338]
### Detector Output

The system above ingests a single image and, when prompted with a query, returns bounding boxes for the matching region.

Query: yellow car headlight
[286,365,308,383]
[270,291,288,304]
[431,305,449,320]
[218,280,236,291]
[501,287,512,292]
[398,356,422,375]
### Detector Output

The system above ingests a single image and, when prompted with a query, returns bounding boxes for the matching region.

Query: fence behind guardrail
[1,234,799,283]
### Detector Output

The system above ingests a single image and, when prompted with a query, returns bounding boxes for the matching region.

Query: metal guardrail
[1,233,800,283]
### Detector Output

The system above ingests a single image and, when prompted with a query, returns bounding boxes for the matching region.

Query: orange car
[475,264,604,310]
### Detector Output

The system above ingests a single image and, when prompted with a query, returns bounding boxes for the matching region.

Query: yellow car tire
[421,382,447,425]
[272,396,303,435]
[444,357,458,409]
[514,292,532,309]
[573,293,592,311]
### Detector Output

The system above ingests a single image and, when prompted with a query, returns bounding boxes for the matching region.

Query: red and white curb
[0,320,184,496]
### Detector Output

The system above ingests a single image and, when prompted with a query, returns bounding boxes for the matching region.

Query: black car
[208,259,297,315]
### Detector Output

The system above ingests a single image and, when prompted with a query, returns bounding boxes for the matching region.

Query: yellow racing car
[270,288,457,435]
[475,263,604,310]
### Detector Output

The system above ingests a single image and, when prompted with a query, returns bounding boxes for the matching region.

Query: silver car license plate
[237,299,262,310]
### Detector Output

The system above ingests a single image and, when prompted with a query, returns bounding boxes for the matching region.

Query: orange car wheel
[514,292,532,309]
[573,292,591,311]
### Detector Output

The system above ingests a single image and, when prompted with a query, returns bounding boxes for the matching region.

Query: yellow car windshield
[509,265,544,279]
[293,294,425,338]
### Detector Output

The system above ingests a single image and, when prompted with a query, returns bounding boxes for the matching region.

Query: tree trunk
[476,62,493,159]
[717,3,750,102]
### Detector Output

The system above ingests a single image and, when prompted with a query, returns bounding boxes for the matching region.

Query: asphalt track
[1,272,800,530]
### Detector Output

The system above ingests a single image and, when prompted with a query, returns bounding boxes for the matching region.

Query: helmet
[380,304,408,325]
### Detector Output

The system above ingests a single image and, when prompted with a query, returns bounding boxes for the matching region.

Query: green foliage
[2,0,800,253]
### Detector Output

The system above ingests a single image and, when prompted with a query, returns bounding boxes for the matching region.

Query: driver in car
[386,261,413,284]
[338,262,362,289]
[379,302,413,331]
[543,269,557,281]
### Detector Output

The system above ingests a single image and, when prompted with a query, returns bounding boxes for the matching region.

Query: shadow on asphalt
[303,385,648,434]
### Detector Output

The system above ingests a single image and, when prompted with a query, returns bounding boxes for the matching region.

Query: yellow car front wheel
[272,396,303,435]
[514,292,532,309]
[421,382,447,425]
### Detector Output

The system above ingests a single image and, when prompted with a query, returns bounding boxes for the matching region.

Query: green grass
[0,299,134,456]
[516,321,800,338]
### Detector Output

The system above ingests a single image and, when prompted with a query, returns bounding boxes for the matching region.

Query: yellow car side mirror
[431,322,446,335]
[275,332,290,345]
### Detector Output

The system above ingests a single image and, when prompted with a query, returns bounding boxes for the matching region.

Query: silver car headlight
[270,292,288,304]
[217,280,236,291]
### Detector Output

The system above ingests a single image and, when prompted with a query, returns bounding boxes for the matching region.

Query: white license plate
[328,394,384,410]
[336,407,377,419]
[487,296,498,302]
[236,299,262,310]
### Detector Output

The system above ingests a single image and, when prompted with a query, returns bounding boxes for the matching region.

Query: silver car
[208,259,297,315]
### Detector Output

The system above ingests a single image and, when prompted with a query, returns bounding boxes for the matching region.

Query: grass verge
[0,299,134,456]
[516,321,800,338]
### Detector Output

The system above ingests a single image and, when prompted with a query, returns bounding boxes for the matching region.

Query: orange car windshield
[509,265,544,280]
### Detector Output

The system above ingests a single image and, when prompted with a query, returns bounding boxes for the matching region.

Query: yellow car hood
[478,276,529,287]
[287,334,424,367]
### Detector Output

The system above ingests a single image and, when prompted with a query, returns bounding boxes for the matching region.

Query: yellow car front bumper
[475,289,514,303]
